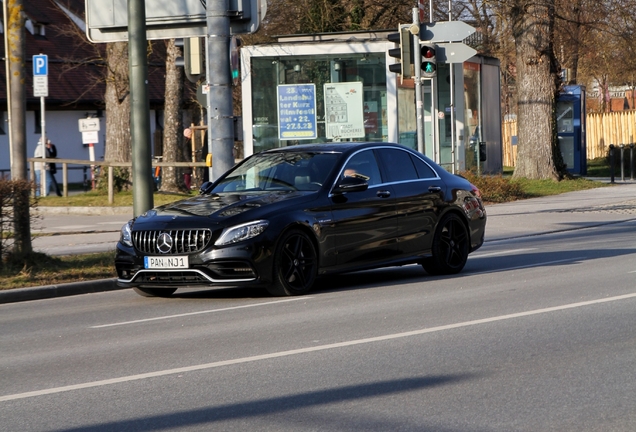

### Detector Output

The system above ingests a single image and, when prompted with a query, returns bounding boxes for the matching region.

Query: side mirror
[332,176,369,194]
[199,181,213,194]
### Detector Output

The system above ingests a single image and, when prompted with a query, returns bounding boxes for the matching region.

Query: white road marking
[3,292,636,403]
[469,257,587,275]
[91,297,314,328]
[470,248,538,258]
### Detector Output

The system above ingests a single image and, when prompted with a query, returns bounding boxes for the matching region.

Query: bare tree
[103,42,132,166]
[508,0,565,179]
[159,38,186,193]
[6,0,32,256]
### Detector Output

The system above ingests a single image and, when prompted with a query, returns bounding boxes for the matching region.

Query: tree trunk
[7,0,32,255]
[103,42,132,173]
[159,39,185,193]
[511,0,564,180]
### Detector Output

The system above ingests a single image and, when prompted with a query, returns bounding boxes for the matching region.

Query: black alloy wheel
[422,213,469,275]
[267,229,318,296]
[133,288,178,297]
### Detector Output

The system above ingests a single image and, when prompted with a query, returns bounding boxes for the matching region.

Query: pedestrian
[33,138,55,197]
[184,127,209,184]
[46,139,63,196]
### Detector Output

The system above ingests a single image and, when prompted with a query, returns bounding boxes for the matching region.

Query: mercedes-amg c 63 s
[115,143,487,298]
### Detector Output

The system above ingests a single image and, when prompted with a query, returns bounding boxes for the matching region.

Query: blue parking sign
[33,55,48,76]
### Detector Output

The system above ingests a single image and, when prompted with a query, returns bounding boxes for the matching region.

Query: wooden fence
[27,158,208,204]
[503,110,636,167]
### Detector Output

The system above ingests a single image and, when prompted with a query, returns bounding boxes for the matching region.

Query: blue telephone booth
[557,85,586,175]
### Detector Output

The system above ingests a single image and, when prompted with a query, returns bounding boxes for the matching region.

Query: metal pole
[429,0,437,163]
[128,0,154,216]
[413,8,424,154]
[609,144,615,183]
[448,2,456,173]
[630,143,634,181]
[620,144,625,181]
[40,96,46,194]
[2,0,13,178]
[206,0,235,181]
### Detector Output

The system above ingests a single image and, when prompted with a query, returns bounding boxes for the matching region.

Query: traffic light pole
[128,0,154,216]
[413,8,425,155]
[206,0,235,181]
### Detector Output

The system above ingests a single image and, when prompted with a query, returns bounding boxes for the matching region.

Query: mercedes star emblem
[156,233,173,254]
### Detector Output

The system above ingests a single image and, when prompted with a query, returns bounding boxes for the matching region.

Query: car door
[375,148,444,257]
[328,149,398,270]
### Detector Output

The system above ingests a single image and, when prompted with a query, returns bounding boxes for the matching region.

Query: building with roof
[0,0,168,181]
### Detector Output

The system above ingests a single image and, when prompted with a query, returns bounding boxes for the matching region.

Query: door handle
[377,190,391,198]
[428,186,442,193]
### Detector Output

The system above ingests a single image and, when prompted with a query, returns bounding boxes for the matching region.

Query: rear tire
[133,288,177,297]
[266,229,318,296]
[422,213,469,276]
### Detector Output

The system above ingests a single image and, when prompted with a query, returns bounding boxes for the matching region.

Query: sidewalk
[2,181,636,304]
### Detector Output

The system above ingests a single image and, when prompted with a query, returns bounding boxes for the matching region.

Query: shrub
[0,179,38,269]
[459,171,527,203]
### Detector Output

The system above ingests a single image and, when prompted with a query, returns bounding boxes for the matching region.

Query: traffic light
[175,38,204,84]
[387,25,414,82]
[421,44,437,79]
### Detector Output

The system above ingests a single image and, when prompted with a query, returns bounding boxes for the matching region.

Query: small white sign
[324,82,365,139]
[34,76,48,97]
[79,117,101,132]
[82,130,99,144]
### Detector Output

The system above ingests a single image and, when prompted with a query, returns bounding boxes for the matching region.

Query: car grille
[133,229,211,254]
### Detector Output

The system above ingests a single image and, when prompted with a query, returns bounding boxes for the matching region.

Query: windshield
[211,152,340,193]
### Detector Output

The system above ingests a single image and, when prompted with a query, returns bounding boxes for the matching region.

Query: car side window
[342,150,382,186]
[410,155,437,179]
[376,148,418,182]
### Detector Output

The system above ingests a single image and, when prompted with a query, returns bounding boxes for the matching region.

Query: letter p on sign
[33,55,48,76]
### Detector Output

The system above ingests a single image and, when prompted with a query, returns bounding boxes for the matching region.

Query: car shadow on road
[50,374,480,432]
[169,264,431,300]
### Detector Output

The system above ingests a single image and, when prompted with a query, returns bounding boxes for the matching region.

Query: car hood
[135,191,311,227]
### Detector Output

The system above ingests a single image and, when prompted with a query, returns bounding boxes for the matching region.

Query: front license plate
[144,256,189,269]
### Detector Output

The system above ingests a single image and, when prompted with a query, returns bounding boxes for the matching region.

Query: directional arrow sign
[79,117,101,132]
[435,42,477,64]
[420,21,475,42]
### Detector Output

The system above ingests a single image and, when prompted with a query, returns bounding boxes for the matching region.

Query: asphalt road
[1,218,635,431]
[32,213,129,256]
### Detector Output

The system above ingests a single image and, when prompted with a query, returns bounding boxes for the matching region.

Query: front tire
[422,213,469,275]
[133,288,177,297]
[266,229,318,296]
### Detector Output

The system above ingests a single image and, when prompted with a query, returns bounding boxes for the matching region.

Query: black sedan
[115,143,486,297]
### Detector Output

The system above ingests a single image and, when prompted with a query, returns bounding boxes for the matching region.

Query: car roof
[262,142,408,155]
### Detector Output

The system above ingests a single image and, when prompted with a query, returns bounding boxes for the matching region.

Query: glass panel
[213,152,339,193]
[410,154,437,179]
[558,136,575,169]
[342,150,382,186]
[557,102,574,133]
[436,64,453,170]
[463,62,482,172]
[251,54,387,150]
[376,148,418,182]
[397,81,416,150]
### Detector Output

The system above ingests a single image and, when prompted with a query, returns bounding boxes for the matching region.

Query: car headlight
[120,221,133,247]
[215,220,269,246]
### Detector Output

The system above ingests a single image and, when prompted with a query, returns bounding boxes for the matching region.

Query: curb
[33,206,134,216]
[0,278,125,305]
